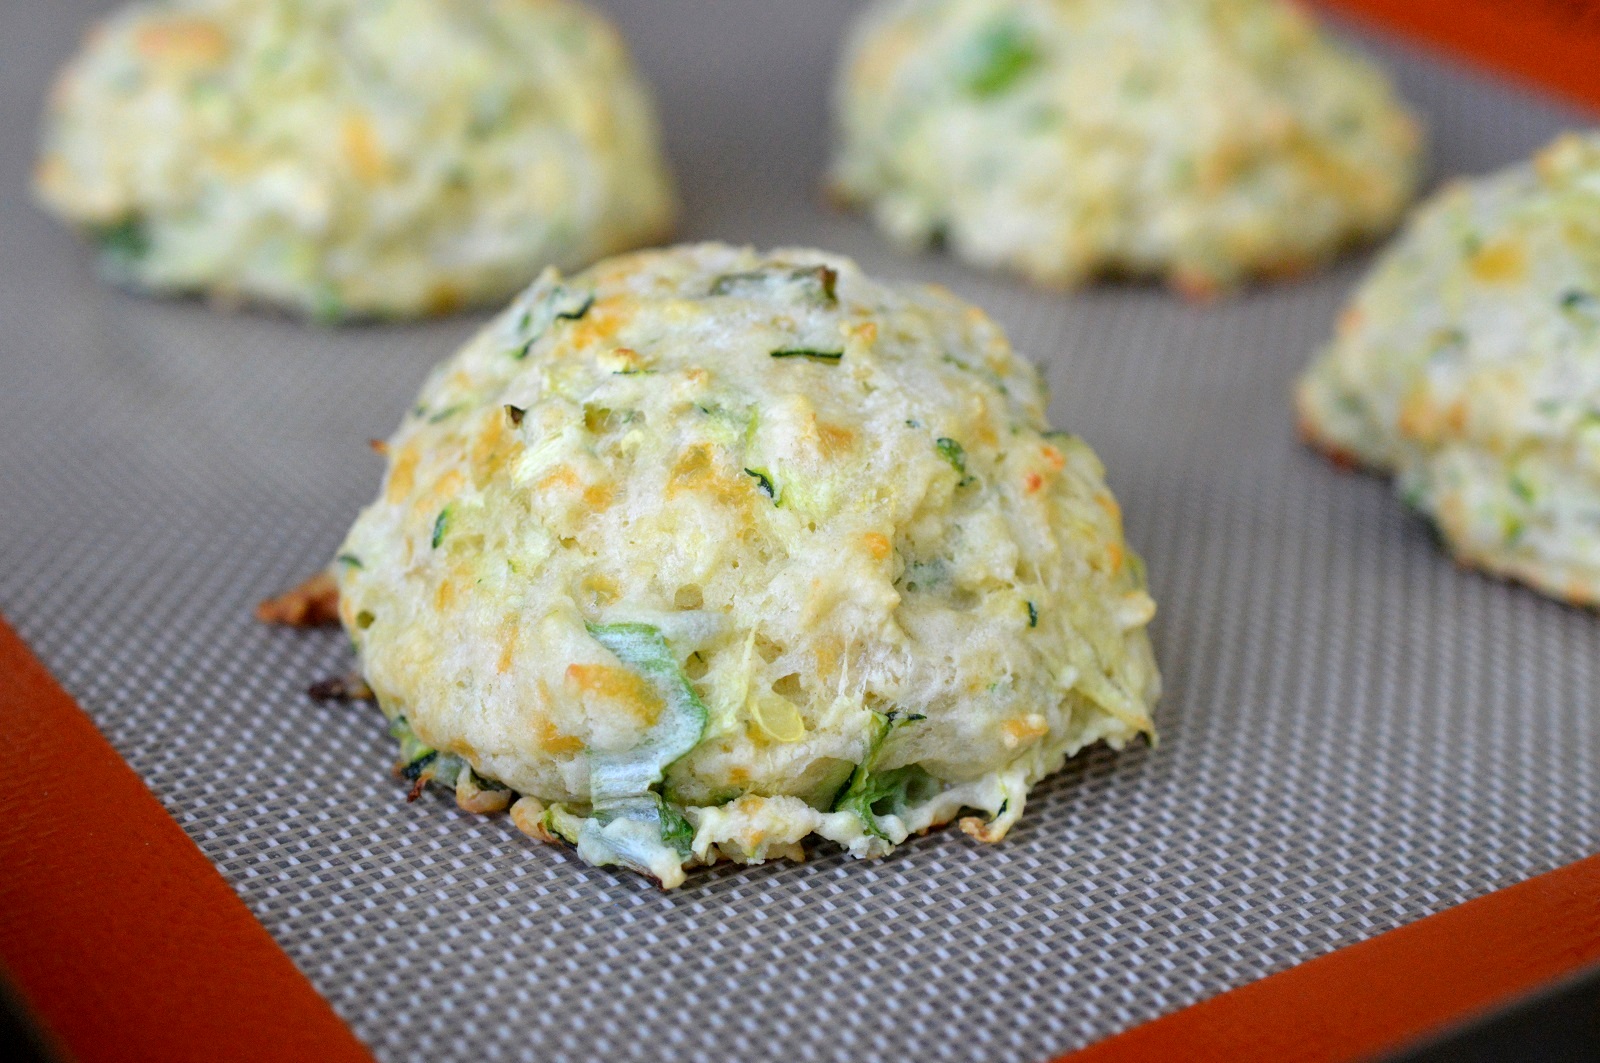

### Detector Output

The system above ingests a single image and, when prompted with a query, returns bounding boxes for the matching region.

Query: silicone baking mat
[2,2,1596,1060]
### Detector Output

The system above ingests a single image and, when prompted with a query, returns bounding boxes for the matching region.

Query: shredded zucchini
[964,22,1039,99]
[710,265,838,305]
[743,467,778,502]
[936,437,975,485]
[513,285,594,358]
[771,348,843,362]
[570,622,710,883]
[584,622,709,800]
[830,710,934,839]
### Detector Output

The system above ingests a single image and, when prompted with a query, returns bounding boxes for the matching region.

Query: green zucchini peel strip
[574,622,709,884]
[830,710,934,840]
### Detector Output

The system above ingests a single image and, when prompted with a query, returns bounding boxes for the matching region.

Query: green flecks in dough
[831,710,933,840]
[744,467,778,502]
[936,436,975,486]
[770,348,843,362]
[93,216,149,269]
[964,22,1040,99]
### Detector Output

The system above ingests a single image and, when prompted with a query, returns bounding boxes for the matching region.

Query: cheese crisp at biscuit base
[334,243,1160,887]
[830,0,1421,295]
[34,0,675,321]
[1299,133,1600,606]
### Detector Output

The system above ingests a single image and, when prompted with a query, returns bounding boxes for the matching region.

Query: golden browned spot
[1398,390,1444,443]
[32,156,68,198]
[821,181,858,212]
[135,18,227,65]
[1468,240,1527,285]
[808,418,855,459]
[469,415,523,489]
[204,143,256,178]
[666,444,756,512]
[1171,270,1223,303]
[1283,128,1382,210]
[368,438,390,456]
[851,321,879,345]
[1196,141,1253,194]
[600,346,647,374]
[849,25,917,94]
[336,587,361,633]
[667,444,714,497]
[255,571,339,628]
[1095,492,1122,524]
[727,766,752,787]
[457,778,512,815]
[567,298,630,347]
[958,815,1007,844]
[510,797,560,842]
[565,663,663,726]
[537,718,585,756]
[1535,134,1582,180]
[1103,540,1125,574]
[1023,471,1044,494]
[1436,492,1468,537]
[385,443,420,503]
[496,621,518,674]
[422,469,465,510]
[1319,441,1365,472]
[1002,715,1050,745]
[1257,254,1316,284]
[537,465,582,492]
[341,113,388,185]
[469,414,506,469]
[862,532,891,560]
[1040,445,1066,471]
[412,470,466,547]
[433,578,457,611]
[813,635,844,678]
[973,419,999,448]
[425,283,464,317]
[582,483,614,509]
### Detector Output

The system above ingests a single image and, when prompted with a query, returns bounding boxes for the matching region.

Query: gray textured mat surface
[2,3,1597,1060]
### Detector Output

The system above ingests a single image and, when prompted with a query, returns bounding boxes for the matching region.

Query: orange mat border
[0,614,373,1063]
[1059,852,1600,1062]
[1315,0,1600,113]
[1067,7,1600,1053]
[3,616,1597,1063]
